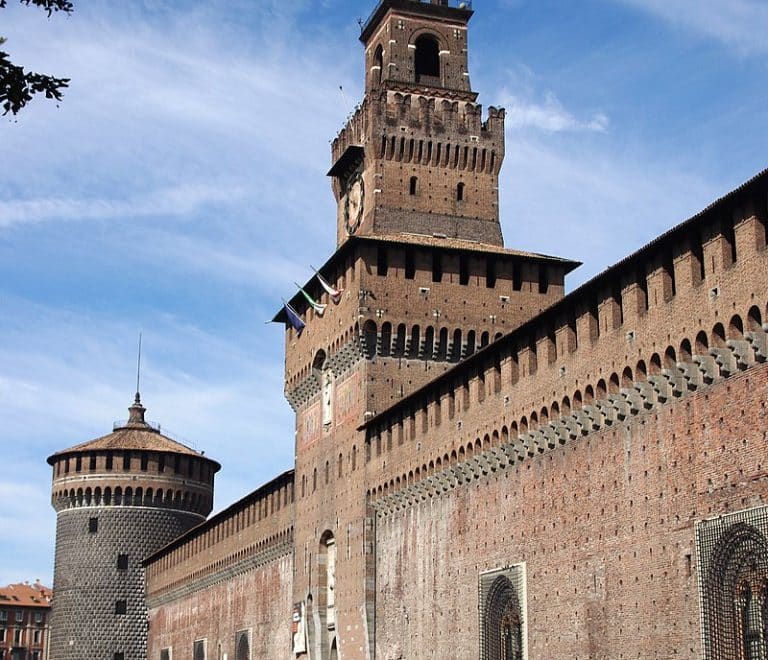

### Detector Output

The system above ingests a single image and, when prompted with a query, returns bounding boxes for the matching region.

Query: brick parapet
[362,170,768,498]
[144,471,295,601]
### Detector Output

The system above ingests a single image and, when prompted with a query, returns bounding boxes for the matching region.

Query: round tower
[47,394,220,660]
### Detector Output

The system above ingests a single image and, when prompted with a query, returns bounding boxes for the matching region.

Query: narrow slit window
[409,176,418,196]
[432,251,443,283]
[456,182,465,202]
[405,249,415,279]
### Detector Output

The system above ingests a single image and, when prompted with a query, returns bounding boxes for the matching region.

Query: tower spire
[128,332,146,425]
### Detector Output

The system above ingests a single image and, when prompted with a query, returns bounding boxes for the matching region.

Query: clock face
[344,172,365,235]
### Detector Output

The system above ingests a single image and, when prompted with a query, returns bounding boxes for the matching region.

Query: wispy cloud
[500,91,609,133]
[614,0,768,55]
[0,184,246,228]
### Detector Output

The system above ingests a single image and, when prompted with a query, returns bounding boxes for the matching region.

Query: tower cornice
[360,0,473,44]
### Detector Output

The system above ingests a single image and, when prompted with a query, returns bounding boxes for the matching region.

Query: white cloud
[500,91,609,133]
[614,0,768,55]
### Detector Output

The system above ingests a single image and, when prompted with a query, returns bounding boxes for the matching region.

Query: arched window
[457,181,465,202]
[481,572,524,660]
[700,520,768,659]
[314,350,334,427]
[414,35,440,83]
[373,44,383,86]
[409,176,418,196]
[236,632,250,660]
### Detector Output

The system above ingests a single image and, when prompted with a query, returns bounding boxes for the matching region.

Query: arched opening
[373,44,383,86]
[457,181,465,202]
[409,176,418,196]
[481,574,524,660]
[701,522,768,659]
[236,632,249,660]
[330,638,339,660]
[414,35,440,83]
[314,349,334,427]
[318,531,337,635]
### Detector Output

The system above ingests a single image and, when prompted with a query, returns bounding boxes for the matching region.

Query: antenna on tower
[135,331,142,404]
[357,17,364,32]
[339,85,351,115]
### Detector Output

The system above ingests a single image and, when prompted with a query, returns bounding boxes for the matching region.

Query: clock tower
[330,0,506,247]
[275,2,578,658]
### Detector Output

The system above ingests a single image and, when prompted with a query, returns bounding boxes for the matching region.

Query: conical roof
[47,395,219,469]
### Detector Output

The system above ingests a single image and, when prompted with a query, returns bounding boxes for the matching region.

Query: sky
[1,0,767,587]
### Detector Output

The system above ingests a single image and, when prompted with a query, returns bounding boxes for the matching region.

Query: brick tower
[47,394,220,660]
[275,2,578,659]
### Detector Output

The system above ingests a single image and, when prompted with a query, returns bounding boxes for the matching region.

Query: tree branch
[0,1,74,17]
[0,50,69,114]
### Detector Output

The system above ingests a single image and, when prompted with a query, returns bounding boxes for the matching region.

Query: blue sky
[1,0,766,587]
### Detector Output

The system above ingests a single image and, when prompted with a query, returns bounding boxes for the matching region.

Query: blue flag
[283,302,306,335]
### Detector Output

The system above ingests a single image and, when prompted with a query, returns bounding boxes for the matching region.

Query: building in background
[0,582,51,660]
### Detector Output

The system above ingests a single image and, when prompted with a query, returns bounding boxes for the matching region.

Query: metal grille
[697,506,768,659]
[479,565,527,660]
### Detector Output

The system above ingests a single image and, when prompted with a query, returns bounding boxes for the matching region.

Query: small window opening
[140,452,149,471]
[122,452,131,471]
[405,249,415,279]
[117,554,129,570]
[538,266,549,294]
[75,456,82,472]
[409,176,418,196]
[723,217,738,265]
[636,265,649,311]
[486,257,497,288]
[432,251,443,283]
[377,246,388,276]
[88,517,99,534]
[663,250,677,297]
[459,254,470,285]
[374,44,383,86]
[89,454,97,470]
[456,182,465,202]
[414,35,440,82]
[158,454,165,473]
[692,234,705,283]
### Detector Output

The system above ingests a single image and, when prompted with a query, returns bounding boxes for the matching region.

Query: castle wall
[373,364,768,659]
[145,472,295,660]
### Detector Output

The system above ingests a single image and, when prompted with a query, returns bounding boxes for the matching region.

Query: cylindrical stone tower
[47,394,220,660]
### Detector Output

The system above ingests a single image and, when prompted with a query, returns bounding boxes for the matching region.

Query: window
[0,629,5,642]
[89,453,97,470]
[158,454,165,473]
[377,246,388,276]
[32,653,40,660]
[405,248,415,279]
[34,611,43,623]
[88,517,99,533]
[236,630,250,660]
[414,35,440,82]
[15,610,23,623]
[161,649,172,660]
[117,554,129,570]
[115,600,127,615]
[122,452,131,471]
[34,629,41,643]
[14,629,21,644]
[459,254,470,285]
[194,639,207,660]
[373,44,383,87]
[698,511,768,659]
[457,181,465,202]
[480,567,526,660]
[105,452,113,470]
[432,251,443,283]
[409,176,418,196]
[0,609,7,621]
[140,452,149,471]
[75,456,82,472]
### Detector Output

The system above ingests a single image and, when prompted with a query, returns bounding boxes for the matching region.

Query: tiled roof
[47,397,217,467]
[0,583,52,609]
[363,232,580,265]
